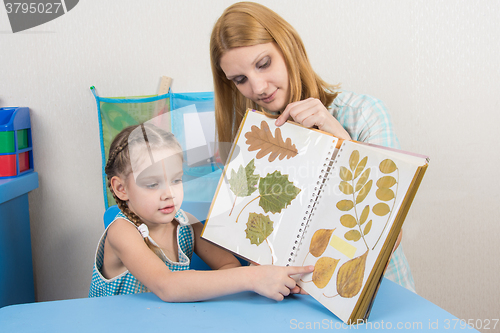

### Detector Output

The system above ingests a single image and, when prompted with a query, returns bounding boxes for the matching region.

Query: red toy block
[0,155,17,177]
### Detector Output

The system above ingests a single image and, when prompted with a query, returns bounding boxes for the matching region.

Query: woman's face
[220,42,290,113]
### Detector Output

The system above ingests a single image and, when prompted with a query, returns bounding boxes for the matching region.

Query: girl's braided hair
[105,123,182,253]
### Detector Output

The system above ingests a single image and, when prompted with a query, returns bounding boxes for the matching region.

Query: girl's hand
[249,265,314,301]
[275,98,351,140]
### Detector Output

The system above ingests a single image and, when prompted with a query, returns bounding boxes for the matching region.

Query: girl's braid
[105,125,164,253]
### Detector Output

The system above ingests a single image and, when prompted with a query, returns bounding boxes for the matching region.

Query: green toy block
[0,131,15,154]
[17,129,29,150]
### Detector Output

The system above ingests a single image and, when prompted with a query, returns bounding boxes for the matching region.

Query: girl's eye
[146,183,159,189]
[172,178,183,185]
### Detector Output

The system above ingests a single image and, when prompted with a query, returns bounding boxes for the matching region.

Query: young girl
[210,2,415,292]
[89,123,313,302]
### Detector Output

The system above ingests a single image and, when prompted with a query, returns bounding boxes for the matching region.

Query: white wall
[1,0,498,329]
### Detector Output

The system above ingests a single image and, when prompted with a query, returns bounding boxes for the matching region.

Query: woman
[210,1,415,292]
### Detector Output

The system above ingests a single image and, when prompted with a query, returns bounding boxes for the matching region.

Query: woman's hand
[275,98,351,140]
[249,265,314,301]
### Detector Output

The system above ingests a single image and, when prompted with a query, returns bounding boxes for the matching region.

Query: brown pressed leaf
[340,214,357,228]
[373,202,390,216]
[245,121,298,162]
[379,159,397,174]
[359,205,369,225]
[309,228,336,257]
[313,257,340,289]
[344,230,361,242]
[336,200,354,211]
[339,181,353,195]
[376,188,395,201]
[336,251,368,298]
[355,180,373,204]
[376,176,397,188]
[349,150,360,171]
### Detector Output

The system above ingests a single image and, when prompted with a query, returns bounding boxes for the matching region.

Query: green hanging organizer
[91,86,221,209]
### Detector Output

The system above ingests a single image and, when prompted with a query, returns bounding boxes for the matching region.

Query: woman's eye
[233,76,247,85]
[257,57,271,69]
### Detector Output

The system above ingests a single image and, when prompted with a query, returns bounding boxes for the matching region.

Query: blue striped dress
[89,209,194,297]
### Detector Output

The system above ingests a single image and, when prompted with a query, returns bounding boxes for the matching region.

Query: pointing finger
[287,265,314,276]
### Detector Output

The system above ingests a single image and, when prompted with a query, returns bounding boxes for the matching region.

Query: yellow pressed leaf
[359,205,369,225]
[373,203,390,216]
[355,180,373,204]
[376,188,395,201]
[309,228,336,257]
[355,168,371,192]
[379,159,397,174]
[363,220,372,235]
[349,150,360,171]
[353,156,368,179]
[336,200,354,211]
[339,181,353,195]
[336,251,368,298]
[376,175,397,188]
[313,257,340,289]
[340,215,357,228]
[344,230,361,242]
[339,166,353,181]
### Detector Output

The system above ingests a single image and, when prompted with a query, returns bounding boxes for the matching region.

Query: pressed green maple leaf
[229,159,259,197]
[245,213,274,246]
[258,171,301,213]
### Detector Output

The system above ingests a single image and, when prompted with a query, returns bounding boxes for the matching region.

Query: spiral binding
[286,144,340,265]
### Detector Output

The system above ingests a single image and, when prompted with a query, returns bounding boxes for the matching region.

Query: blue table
[0,278,477,332]
[0,172,38,308]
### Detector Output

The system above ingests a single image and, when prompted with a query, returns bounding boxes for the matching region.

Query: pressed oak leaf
[245,121,298,162]
[245,213,274,246]
[336,251,368,298]
[229,159,259,198]
[258,171,301,213]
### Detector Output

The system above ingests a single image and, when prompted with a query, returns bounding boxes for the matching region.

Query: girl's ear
[110,176,128,201]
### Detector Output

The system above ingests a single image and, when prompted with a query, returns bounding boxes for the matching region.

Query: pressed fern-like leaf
[338,150,373,250]
[245,121,298,162]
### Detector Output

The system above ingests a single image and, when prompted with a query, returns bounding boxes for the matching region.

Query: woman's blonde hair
[210,1,339,157]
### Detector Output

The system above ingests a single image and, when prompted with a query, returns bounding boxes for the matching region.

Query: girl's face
[220,42,290,113]
[125,148,184,227]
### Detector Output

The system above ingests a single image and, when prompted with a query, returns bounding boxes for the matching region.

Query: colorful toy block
[0,107,34,178]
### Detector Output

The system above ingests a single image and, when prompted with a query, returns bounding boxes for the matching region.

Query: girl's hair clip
[137,223,149,238]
